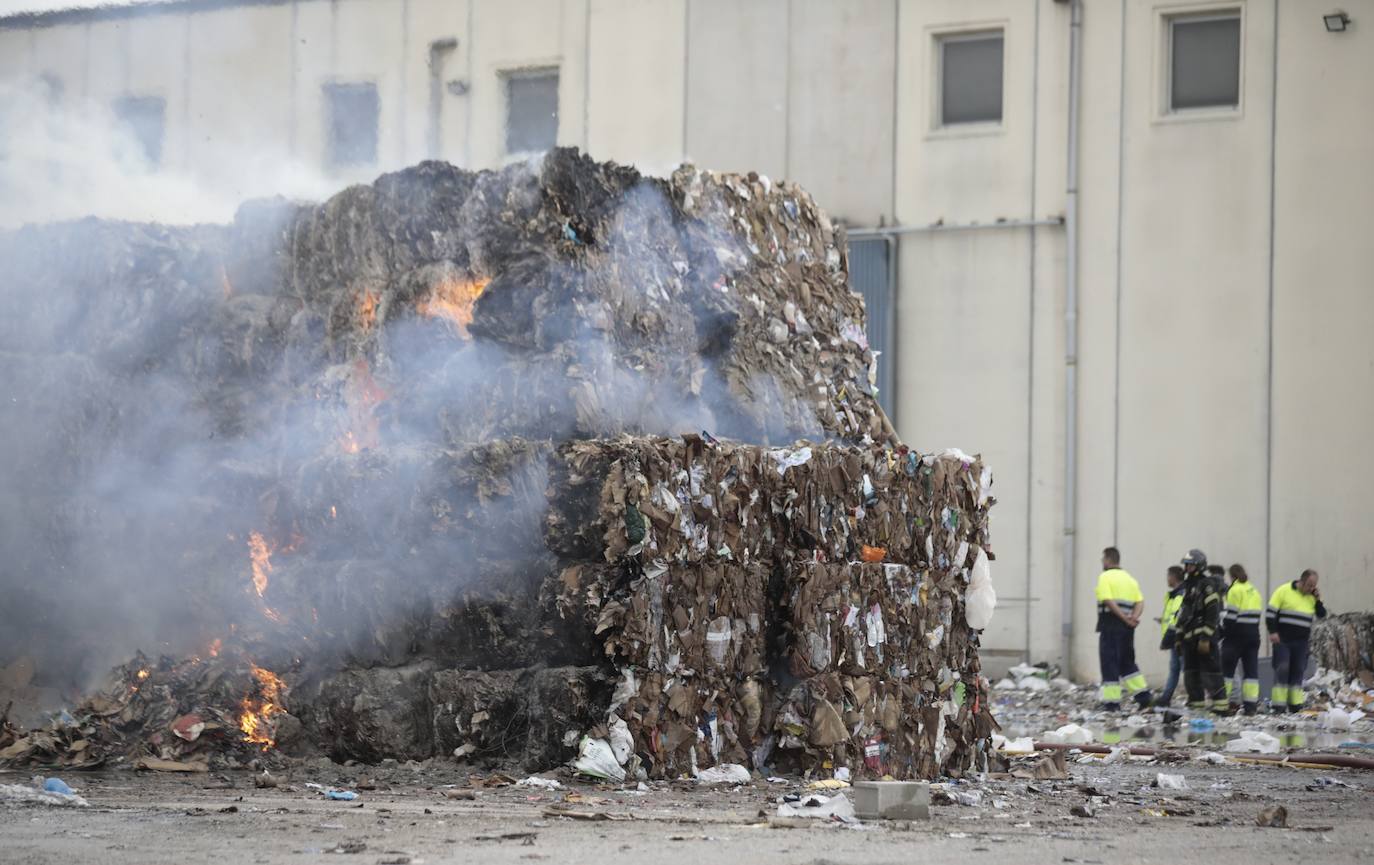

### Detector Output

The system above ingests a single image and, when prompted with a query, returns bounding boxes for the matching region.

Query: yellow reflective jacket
[1161,589,1184,637]
[1265,580,1327,642]
[1095,568,1143,632]
[1223,580,1263,635]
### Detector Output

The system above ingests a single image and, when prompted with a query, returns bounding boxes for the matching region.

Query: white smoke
[0,78,342,228]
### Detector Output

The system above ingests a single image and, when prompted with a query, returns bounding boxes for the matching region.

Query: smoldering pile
[0,148,996,780]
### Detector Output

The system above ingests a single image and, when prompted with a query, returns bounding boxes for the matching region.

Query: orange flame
[136,668,150,681]
[418,277,488,338]
[338,359,387,453]
[238,664,286,749]
[219,264,235,300]
[356,289,380,331]
[248,531,273,598]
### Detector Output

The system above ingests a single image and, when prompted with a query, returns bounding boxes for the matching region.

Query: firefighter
[1154,565,1185,707]
[1176,549,1226,712]
[1094,546,1153,711]
[1266,569,1327,713]
[1219,563,1262,715]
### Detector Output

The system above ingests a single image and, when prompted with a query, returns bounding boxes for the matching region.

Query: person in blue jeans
[1155,565,1185,707]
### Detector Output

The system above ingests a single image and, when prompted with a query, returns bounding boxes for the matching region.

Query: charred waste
[0,149,996,781]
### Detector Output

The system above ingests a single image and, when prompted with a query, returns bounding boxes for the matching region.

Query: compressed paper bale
[1311,613,1374,677]
[428,666,611,769]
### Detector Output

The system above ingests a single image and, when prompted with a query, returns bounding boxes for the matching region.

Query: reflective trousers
[1182,637,1225,709]
[1271,639,1310,709]
[1099,626,1152,707]
[1221,632,1261,709]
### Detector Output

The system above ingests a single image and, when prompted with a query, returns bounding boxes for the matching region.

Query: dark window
[505,69,558,154]
[940,32,1004,126]
[113,95,165,167]
[324,82,380,167]
[1170,14,1241,110]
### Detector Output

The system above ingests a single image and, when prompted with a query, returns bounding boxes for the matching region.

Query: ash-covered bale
[300,662,438,763]
[430,666,612,769]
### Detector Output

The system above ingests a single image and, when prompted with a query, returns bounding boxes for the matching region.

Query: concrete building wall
[1,0,1370,683]
[1267,1,1374,621]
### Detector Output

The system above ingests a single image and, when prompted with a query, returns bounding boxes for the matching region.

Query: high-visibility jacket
[1222,580,1263,637]
[1095,568,1143,632]
[1161,589,1184,638]
[1266,581,1327,642]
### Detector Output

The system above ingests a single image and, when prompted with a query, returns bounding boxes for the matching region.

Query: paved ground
[2,756,1371,865]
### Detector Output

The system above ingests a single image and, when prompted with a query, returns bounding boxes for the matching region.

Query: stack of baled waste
[0,148,997,779]
[548,434,999,781]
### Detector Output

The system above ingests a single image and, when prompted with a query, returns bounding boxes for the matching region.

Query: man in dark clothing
[1176,549,1227,712]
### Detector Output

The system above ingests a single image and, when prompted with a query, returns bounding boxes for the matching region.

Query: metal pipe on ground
[1031,740,1374,771]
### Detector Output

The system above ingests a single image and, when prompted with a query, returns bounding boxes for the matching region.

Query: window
[939,31,1003,126]
[324,82,380,168]
[1169,13,1241,111]
[504,69,558,154]
[113,95,165,168]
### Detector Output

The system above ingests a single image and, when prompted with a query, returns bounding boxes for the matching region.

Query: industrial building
[1,0,1369,681]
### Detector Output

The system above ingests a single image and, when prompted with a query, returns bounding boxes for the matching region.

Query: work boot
[1213,704,1239,718]
[1099,703,1121,713]
[1242,704,1258,717]
[1161,709,1184,726]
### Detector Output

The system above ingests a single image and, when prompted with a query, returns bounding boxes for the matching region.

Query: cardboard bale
[545,435,996,780]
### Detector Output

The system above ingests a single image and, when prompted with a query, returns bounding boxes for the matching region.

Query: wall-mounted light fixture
[1323,11,1352,32]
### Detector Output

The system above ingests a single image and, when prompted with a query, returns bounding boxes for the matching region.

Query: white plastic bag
[695,763,751,785]
[607,716,634,765]
[1319,707,1366,730]
[964,546,996,630]
[776,793,857,822]
[1225,730,1280,754]
[572,736,626,782]
[1040,723,1094,745]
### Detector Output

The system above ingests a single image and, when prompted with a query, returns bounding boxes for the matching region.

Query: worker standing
[1266,569,1328,713]
[1219,563,1263,715]
[1094,547,1154,711]
[1176,549,1226,712]
[1154,565,1186,707]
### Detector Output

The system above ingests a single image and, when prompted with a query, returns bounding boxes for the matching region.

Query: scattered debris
[1256,805,1289,828]
[323,789,359,801]
[0,780,88,807]
[776,793,857,823]
[1154,773,1188,790]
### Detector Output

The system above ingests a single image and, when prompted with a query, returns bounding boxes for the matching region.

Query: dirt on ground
[2,755,1371,865]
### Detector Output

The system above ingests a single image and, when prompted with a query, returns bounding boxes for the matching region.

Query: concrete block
[852,780,930,820]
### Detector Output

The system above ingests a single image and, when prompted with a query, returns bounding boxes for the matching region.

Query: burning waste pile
[0,149,997,781]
